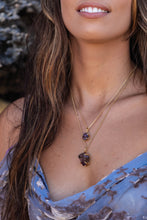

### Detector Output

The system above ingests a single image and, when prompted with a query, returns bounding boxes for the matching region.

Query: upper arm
[0,98,24,162]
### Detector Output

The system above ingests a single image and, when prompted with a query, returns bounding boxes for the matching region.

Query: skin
[0,0,147,202]
[61,0,132,42]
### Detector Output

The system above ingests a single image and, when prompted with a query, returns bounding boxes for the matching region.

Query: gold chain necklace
[72,67,137,142]
[71,67,136,166]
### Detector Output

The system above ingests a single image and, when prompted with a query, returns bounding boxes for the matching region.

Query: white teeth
[89,7,93,13]
[80,7,107,13]
[93,7,98,13]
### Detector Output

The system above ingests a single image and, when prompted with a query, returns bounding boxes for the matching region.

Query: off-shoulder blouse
[0,150,147,220]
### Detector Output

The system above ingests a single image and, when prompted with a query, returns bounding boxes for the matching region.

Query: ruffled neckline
[32,151,147,206]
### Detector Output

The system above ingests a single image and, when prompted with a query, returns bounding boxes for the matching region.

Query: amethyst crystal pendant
[78,152,90,166]
[82,132,90,141]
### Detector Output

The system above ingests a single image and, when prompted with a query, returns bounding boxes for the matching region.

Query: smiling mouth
[77,2,110,15]
[79,7,109,14]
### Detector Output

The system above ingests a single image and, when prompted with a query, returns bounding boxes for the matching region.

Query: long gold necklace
[71,67,136,166]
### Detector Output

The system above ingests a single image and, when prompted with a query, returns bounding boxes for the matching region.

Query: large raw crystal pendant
[78,152,90,166]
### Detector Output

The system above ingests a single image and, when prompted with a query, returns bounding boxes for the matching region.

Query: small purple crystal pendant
[78,152,90,166]
[82,132,90,141]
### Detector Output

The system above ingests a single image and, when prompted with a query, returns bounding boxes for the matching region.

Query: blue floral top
[0,151,147,220]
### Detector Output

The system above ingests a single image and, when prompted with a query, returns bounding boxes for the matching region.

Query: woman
[0,0,147,219]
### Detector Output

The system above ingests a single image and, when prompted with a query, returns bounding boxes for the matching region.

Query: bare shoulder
[0,98,24,162]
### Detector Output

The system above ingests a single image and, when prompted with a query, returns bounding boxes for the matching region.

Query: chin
[70,28,129,44]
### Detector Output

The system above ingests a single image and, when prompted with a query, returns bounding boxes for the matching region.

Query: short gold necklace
[71,67,136,166]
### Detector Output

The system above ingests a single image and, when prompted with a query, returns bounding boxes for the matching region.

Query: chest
[40,110,147,202]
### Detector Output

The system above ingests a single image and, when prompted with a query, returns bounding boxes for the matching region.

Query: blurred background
[0,0,41,113]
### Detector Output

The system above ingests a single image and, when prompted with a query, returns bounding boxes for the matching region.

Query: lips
[77,2,110,13]
[76,2,110,19]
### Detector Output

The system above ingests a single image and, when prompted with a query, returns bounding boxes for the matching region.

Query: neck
[70,38,134,108]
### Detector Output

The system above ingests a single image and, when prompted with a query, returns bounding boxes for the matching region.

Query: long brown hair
[1,0,147,219]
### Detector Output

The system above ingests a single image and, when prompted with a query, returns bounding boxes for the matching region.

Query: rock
[0,0,41,102]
